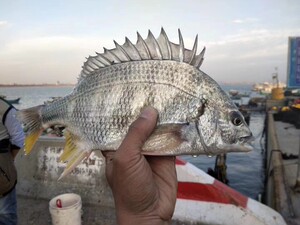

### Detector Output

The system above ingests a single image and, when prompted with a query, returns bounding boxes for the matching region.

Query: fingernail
[140,106,158,119]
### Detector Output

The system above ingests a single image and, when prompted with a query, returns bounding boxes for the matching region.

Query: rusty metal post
[214,153,228,184]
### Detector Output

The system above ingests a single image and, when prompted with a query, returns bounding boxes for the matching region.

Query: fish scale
[17,28,253,179]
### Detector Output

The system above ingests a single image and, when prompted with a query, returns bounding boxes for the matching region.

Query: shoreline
[0,84,75,88]
[0,83,252,88]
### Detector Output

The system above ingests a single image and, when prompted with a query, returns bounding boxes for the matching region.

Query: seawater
[0,86,74,109]
[0,84,265,200]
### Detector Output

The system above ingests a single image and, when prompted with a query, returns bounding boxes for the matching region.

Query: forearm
[115,201,172,225]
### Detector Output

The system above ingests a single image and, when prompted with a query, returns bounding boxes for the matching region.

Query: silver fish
[18,28,253,179]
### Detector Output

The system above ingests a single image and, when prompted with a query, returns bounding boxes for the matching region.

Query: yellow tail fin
[17,105,45,154]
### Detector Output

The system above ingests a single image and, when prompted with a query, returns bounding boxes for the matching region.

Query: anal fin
[58,130,91,180]
[58,150,90,180]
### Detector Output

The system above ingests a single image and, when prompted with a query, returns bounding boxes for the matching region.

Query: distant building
[287,37,300,89]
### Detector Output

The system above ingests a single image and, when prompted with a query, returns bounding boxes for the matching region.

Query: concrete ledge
[265,112,295,222]
[15,136,114,207]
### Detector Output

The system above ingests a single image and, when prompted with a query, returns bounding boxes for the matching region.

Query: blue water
[0,84,265,200]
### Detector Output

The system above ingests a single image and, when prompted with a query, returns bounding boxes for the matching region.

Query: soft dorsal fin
[79,28,206,80]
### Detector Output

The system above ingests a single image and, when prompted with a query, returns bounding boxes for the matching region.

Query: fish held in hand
[17,28,253,179]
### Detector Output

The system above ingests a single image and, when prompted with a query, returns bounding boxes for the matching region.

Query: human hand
[103,107,178,225]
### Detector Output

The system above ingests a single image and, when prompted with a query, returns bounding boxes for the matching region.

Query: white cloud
[0,27,299,84]
[2,36,113,55]
[0,36,116,84]
[204,28,300,57]
[200,28,300,83]
[0,21,8,27]
[232,19,243,24]
[232,18,259,24]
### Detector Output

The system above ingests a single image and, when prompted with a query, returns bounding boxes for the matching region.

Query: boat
[228,90,250,101]
[0,95,21,104]
[7,97,21,104]
[174,158,286,224]
[44,96,62,104]
[252,82,286,95]
[229,89,239,96]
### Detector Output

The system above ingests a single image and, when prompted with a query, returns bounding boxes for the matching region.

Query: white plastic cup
[49,193,82,225]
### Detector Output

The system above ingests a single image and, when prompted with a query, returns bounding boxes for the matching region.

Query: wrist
[116,211,171,225]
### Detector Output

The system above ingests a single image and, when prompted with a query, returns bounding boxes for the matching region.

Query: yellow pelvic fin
[60,131,77,162]
[24,130,43,155]
[58,150,90,181]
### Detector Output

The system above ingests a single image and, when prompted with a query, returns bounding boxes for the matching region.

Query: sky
[0,0,299,85]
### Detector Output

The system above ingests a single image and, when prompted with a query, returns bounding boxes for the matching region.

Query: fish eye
[230,111,243,126]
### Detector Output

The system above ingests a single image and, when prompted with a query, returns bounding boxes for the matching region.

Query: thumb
[117,106,158,158]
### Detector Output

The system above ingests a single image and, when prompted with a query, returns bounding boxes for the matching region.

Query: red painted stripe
[177,181,248,208]
[176,158,187,165]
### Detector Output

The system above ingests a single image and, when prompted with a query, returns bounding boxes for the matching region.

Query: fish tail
[17,105,45,155]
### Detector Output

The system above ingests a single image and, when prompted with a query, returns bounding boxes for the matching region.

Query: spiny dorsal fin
[157,27,172,59]
[191,46,206,68]
[188,34,198,64]
[178,29,184,62]
[80,28,205,79]
[136,31,151,60]
[144,30,163,60]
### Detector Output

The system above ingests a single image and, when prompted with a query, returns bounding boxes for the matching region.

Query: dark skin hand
[103,107,178,225]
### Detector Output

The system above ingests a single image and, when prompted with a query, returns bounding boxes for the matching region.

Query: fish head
[218,107,253,146]
[195,79,253,155]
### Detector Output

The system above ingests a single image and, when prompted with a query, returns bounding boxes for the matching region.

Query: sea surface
[0,84,266,200]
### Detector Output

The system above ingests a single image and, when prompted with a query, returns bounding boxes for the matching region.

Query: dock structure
[265,109,300,224]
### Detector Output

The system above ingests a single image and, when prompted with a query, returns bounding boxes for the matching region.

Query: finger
[118,106,158,157]
[147,156,177,183]
[102,151,115,187]
[102,150,115,159]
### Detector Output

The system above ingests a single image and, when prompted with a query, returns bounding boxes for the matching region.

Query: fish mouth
[220,142,253,152]
[228,134,254,152]
[238,134,254,143]
[217,135,254,153]
[206,140,253,154]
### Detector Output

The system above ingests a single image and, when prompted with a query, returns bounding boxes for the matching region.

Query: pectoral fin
[60,131,78,162]
[142,124,188,155]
